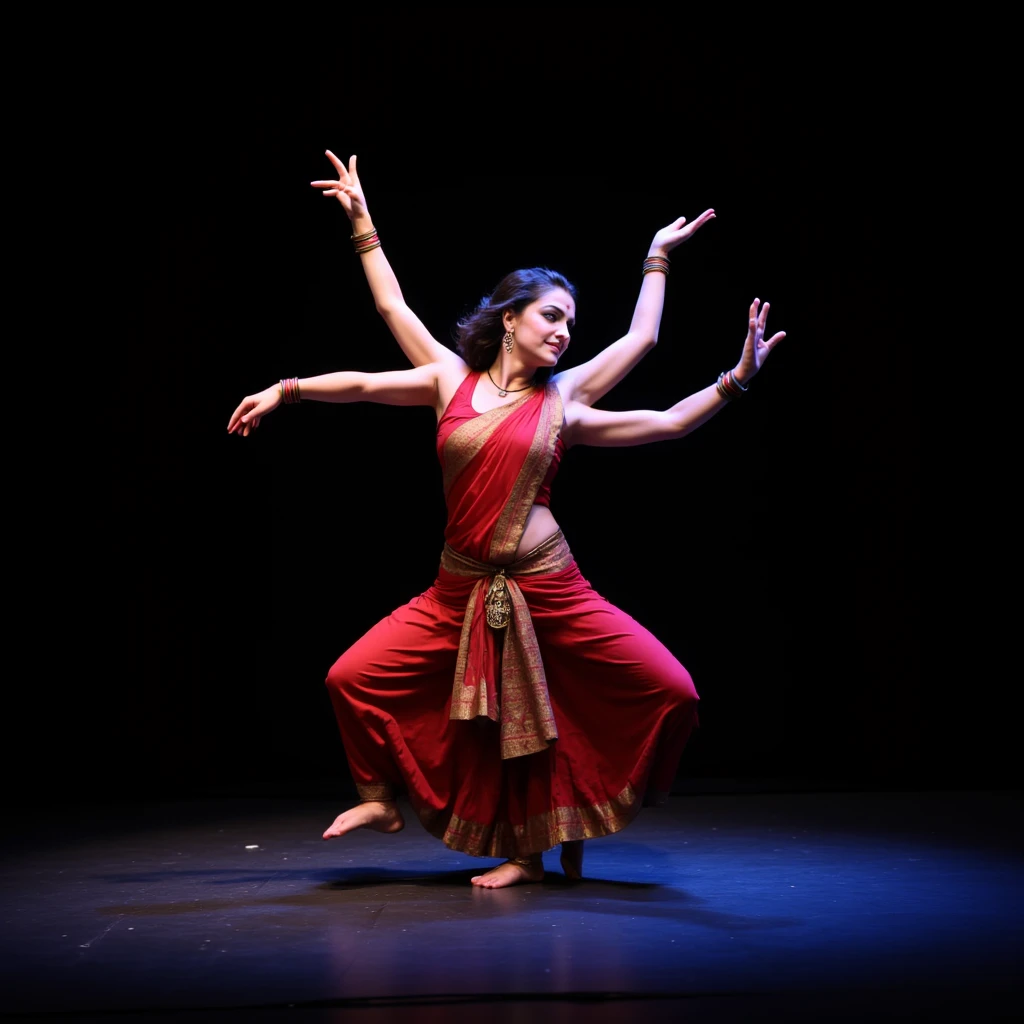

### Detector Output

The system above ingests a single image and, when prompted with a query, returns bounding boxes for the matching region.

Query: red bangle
[353,230,381,254]
[716,371,746,401]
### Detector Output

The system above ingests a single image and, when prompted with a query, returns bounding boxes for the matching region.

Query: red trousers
[325,559,699,858]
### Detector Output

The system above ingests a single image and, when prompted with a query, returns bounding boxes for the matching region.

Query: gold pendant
[484,571,512,629]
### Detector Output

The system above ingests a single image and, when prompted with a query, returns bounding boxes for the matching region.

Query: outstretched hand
[226,385,282,437]
[310,151,368,222]
[733,298,785,384]
[649,209,716,256]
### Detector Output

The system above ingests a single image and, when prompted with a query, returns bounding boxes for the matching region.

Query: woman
[227,151,784,889]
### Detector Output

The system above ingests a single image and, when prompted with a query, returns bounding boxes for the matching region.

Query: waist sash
[441,530,573,759]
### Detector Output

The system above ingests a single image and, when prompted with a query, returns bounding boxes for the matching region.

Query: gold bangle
[350,226,377,242]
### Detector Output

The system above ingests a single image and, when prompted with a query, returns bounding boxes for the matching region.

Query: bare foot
[560,840,584,880]
[470,857,544,889]
[322,800,405,840]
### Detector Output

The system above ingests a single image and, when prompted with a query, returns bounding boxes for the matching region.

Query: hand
[310,151,369,222]
[648,209,716,257]
[226,385,282,437]
[732,298,785,386]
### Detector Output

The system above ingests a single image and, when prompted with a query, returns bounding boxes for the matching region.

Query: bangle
[352,226,381,254]
[642,255,670,276]
[280,377,301,405]
[715,370,746,401]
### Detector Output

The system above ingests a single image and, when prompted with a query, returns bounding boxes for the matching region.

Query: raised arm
[562,298,784,448]
[311,151,464,371]
[226,363,446,437]
[555,210,716,407]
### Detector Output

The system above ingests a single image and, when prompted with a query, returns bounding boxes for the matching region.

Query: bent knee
[662,662,700,709]
[325,650,365,696]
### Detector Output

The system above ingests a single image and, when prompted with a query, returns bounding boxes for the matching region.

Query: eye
[543,312,557,321]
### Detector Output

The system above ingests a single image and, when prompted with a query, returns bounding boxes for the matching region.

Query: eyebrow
[545,304,576,327]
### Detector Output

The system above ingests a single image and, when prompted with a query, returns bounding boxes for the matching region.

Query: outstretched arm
[555,210,716,407]
[226,363,443,437]
[311,151,464,371]
[563,298,784,447]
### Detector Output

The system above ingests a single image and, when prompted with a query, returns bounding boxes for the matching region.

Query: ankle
[508,854,542,868]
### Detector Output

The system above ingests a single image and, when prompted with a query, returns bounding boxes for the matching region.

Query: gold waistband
[440,531,573,759]
[440,528,573,579]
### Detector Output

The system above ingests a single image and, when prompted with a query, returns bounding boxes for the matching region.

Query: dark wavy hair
[454,267,577,381]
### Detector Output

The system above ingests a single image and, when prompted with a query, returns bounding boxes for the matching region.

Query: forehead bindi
[538,289,576,323]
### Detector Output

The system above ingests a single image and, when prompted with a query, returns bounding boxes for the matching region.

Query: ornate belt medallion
[484,570,512,629]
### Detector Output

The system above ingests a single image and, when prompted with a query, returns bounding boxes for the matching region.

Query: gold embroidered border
[417,783,640,859]
[442,532,574,758]
[489,384,564,562]
[356,782,396,801]
[495,582,558,757]
[441,384,537,497]
[441,529,571,579]
[450,581,494,721]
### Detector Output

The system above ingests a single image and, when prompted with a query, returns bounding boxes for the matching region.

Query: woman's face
[504,288,576,368]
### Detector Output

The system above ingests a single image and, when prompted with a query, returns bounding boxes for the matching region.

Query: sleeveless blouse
[435,370,569,759]
[436,371,565,562]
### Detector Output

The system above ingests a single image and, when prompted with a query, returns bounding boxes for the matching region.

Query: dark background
[32,18,993,807]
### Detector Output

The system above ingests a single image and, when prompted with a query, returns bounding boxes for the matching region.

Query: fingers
[741,296,785,364]
[349,154,359,180]
[325,149,342,174]
[238,413,260,438]
[227,402,248,433]
[681,209,715,236]
[311,180,354,201]
[227,399,264,436]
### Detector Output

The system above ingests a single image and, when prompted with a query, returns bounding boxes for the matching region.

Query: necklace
[487,368,534,398]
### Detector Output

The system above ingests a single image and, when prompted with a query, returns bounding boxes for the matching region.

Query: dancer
[227,151,784,888]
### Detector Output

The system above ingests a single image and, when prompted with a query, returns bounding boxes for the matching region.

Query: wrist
[279,378,301,405]
[642,254,670,277]
[352,224,381,254]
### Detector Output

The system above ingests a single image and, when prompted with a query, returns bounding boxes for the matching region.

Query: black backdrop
[35,18,994,807]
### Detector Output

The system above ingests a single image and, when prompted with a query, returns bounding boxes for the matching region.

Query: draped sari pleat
[324,371,700,858]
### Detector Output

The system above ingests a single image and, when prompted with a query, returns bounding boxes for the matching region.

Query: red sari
[325,371,699,858]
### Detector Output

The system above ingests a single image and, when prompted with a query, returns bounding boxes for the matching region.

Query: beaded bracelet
[280,377,301,405]
[715,370,747,401]
[351,226,381,254]
[642,255,671,276]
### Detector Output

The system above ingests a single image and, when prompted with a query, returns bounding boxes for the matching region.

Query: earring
[503,329,515,353]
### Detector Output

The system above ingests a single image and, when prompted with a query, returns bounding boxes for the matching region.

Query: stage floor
[0,787,1019,1022]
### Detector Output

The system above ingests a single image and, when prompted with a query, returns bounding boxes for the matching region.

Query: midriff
[513,505,561,563]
